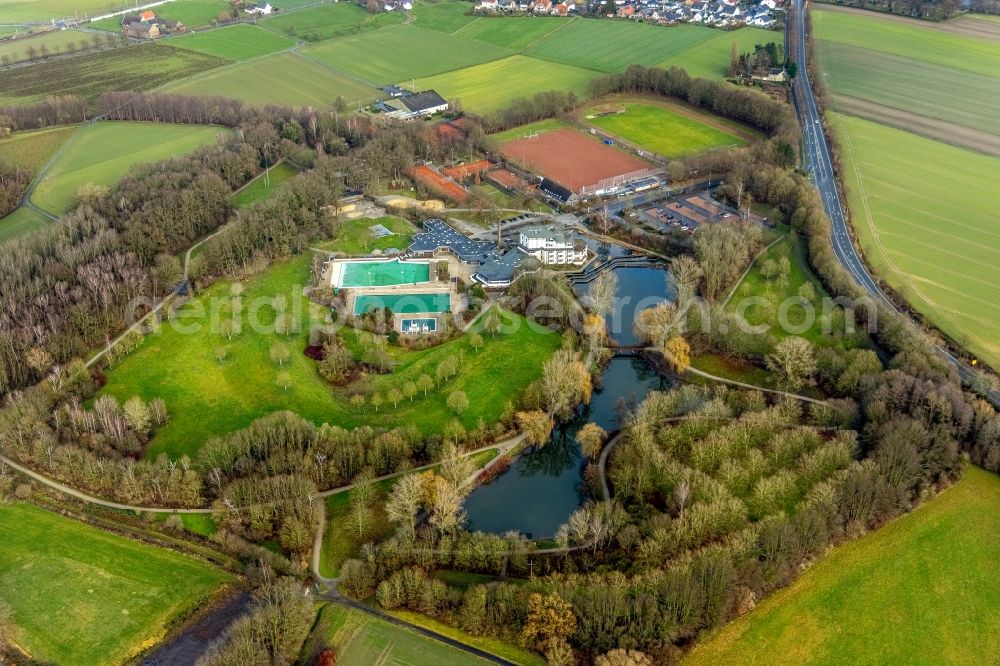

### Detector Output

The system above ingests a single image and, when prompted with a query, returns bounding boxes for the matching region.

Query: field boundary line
[287,48,383,98]
[521,15,577,51]
[452,15,482,35]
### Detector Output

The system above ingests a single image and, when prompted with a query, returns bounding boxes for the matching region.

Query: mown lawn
[162,51,379,107]
[388,609,547,666]
[304,603,496,665]
[261,2,405,41]
[0,206,51,243]
[0,503,230,666]
[302,24,511,84]
[413,54,595,114]
[317,215,416,255]
[830,112,1000,369]
[586,101,746,158]
[168,23,295,60]
[489,117,569,143]
[685,466,1000,665]
[0,43,226,105]
[656,26,782,79]
[101,252,559,458]
[526,19,715,72]
[233,161,298,208]
[30,121,227,215]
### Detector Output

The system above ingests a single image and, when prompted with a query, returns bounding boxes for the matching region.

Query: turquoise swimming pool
[337,259,429,287]
[354,293,451,315]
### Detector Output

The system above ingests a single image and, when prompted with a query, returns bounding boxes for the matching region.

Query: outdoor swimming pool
[333,259,430,288]
[354,293,451,315]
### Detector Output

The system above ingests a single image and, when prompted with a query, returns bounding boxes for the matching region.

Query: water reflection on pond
[464,356,672,538]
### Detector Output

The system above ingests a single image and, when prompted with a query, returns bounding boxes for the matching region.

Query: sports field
[100,253,560,457]
[0,29,94,63]
[685,466,1000,664]
[526,20,714,72]
[168,23,295,60]
[162,51,379,107]
[657,27,783,79]
[30,121,227,215]
[413,54,595,114]
[501,127,653,193]
[340,258,430,288]
[585,101,747,158]
[261,2,405,41]
[302,24,511,83]
[831,112,1000,369]
[305,603,494,665]
[0,502,230,665]
[0,43,226,105]
[354,292,450,315]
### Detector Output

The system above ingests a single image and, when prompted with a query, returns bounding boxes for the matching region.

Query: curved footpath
[791,0,999,407]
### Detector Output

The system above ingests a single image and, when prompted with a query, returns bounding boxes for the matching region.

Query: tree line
[0,95,88,133]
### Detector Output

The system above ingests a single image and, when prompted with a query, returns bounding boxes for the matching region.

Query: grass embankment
[100,252,559,458]
[168,23,295,60]
[30,121,227,215]
[162,51,379,108]
[388,609,547,666]
[830,112,1000,369]
[0,502,230,666]
[686,466,1000,664]
[320,448,497,578]
[301,602,495,665]
[316,215,416,255]
[585,101,747,159]
[233,161,298,208]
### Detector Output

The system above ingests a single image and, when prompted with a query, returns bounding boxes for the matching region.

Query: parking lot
[638,191,769,235]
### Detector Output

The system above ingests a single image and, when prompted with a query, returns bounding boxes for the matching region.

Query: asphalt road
[789,0,999,407]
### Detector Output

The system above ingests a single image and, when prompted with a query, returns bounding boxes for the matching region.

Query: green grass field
[0,124,77,174]
[261,2,405,41]
[30,121,227,215]
[100,252,559,458]
[455,15,566,50]
[488,117,569,143]
[0,43,226,105]
[831,112,1000,369]
[413,54,595,114]
[413,0,479,33]
[90,0,232,30]
[0,0,128,22]
[685,466,1000,664]
[388,609,547,665]
[0,502,230,665]
[0,29,96,63]
[526,20,714,72]
[815,41,1000,137]
[586,101,746,158]
[0,206,51,243]
[167,23,295,60]
[306,603,495,665]
[302,24,511,84]
[162,51,379,107]
[318,215,416,255]
[657,27,783,79]
[812,6,1000,77]
[233,161,298,207]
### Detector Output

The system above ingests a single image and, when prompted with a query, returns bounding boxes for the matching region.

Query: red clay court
[408,164,467,202]
[500,128,653,194]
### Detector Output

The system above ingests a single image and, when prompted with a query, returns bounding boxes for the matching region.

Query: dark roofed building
[538,178,577,204]
[472,248,530,287]
[407,219,496,263]
[380,90,449,120]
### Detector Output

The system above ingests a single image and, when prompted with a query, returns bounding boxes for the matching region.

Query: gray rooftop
[408,219,497,262]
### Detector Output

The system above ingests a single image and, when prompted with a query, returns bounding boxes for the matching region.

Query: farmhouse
[380,90,449,120]
[120,11,185,39]
[245,2,274,14]
[518,225,588,265]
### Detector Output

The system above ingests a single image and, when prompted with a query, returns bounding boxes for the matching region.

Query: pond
[463,356,672,538]
[576,266,677,346]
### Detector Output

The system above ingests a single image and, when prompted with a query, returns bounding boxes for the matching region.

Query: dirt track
[816,3,1000,41]
[831,94,1000,157]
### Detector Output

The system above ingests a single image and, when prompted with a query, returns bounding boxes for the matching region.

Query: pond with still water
[464,356,672,537]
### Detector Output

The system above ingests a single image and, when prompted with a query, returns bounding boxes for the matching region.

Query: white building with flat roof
[517,226,587,266]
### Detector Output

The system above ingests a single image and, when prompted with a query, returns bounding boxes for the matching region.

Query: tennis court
[335,259,430,287]
[354,293,451,315]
